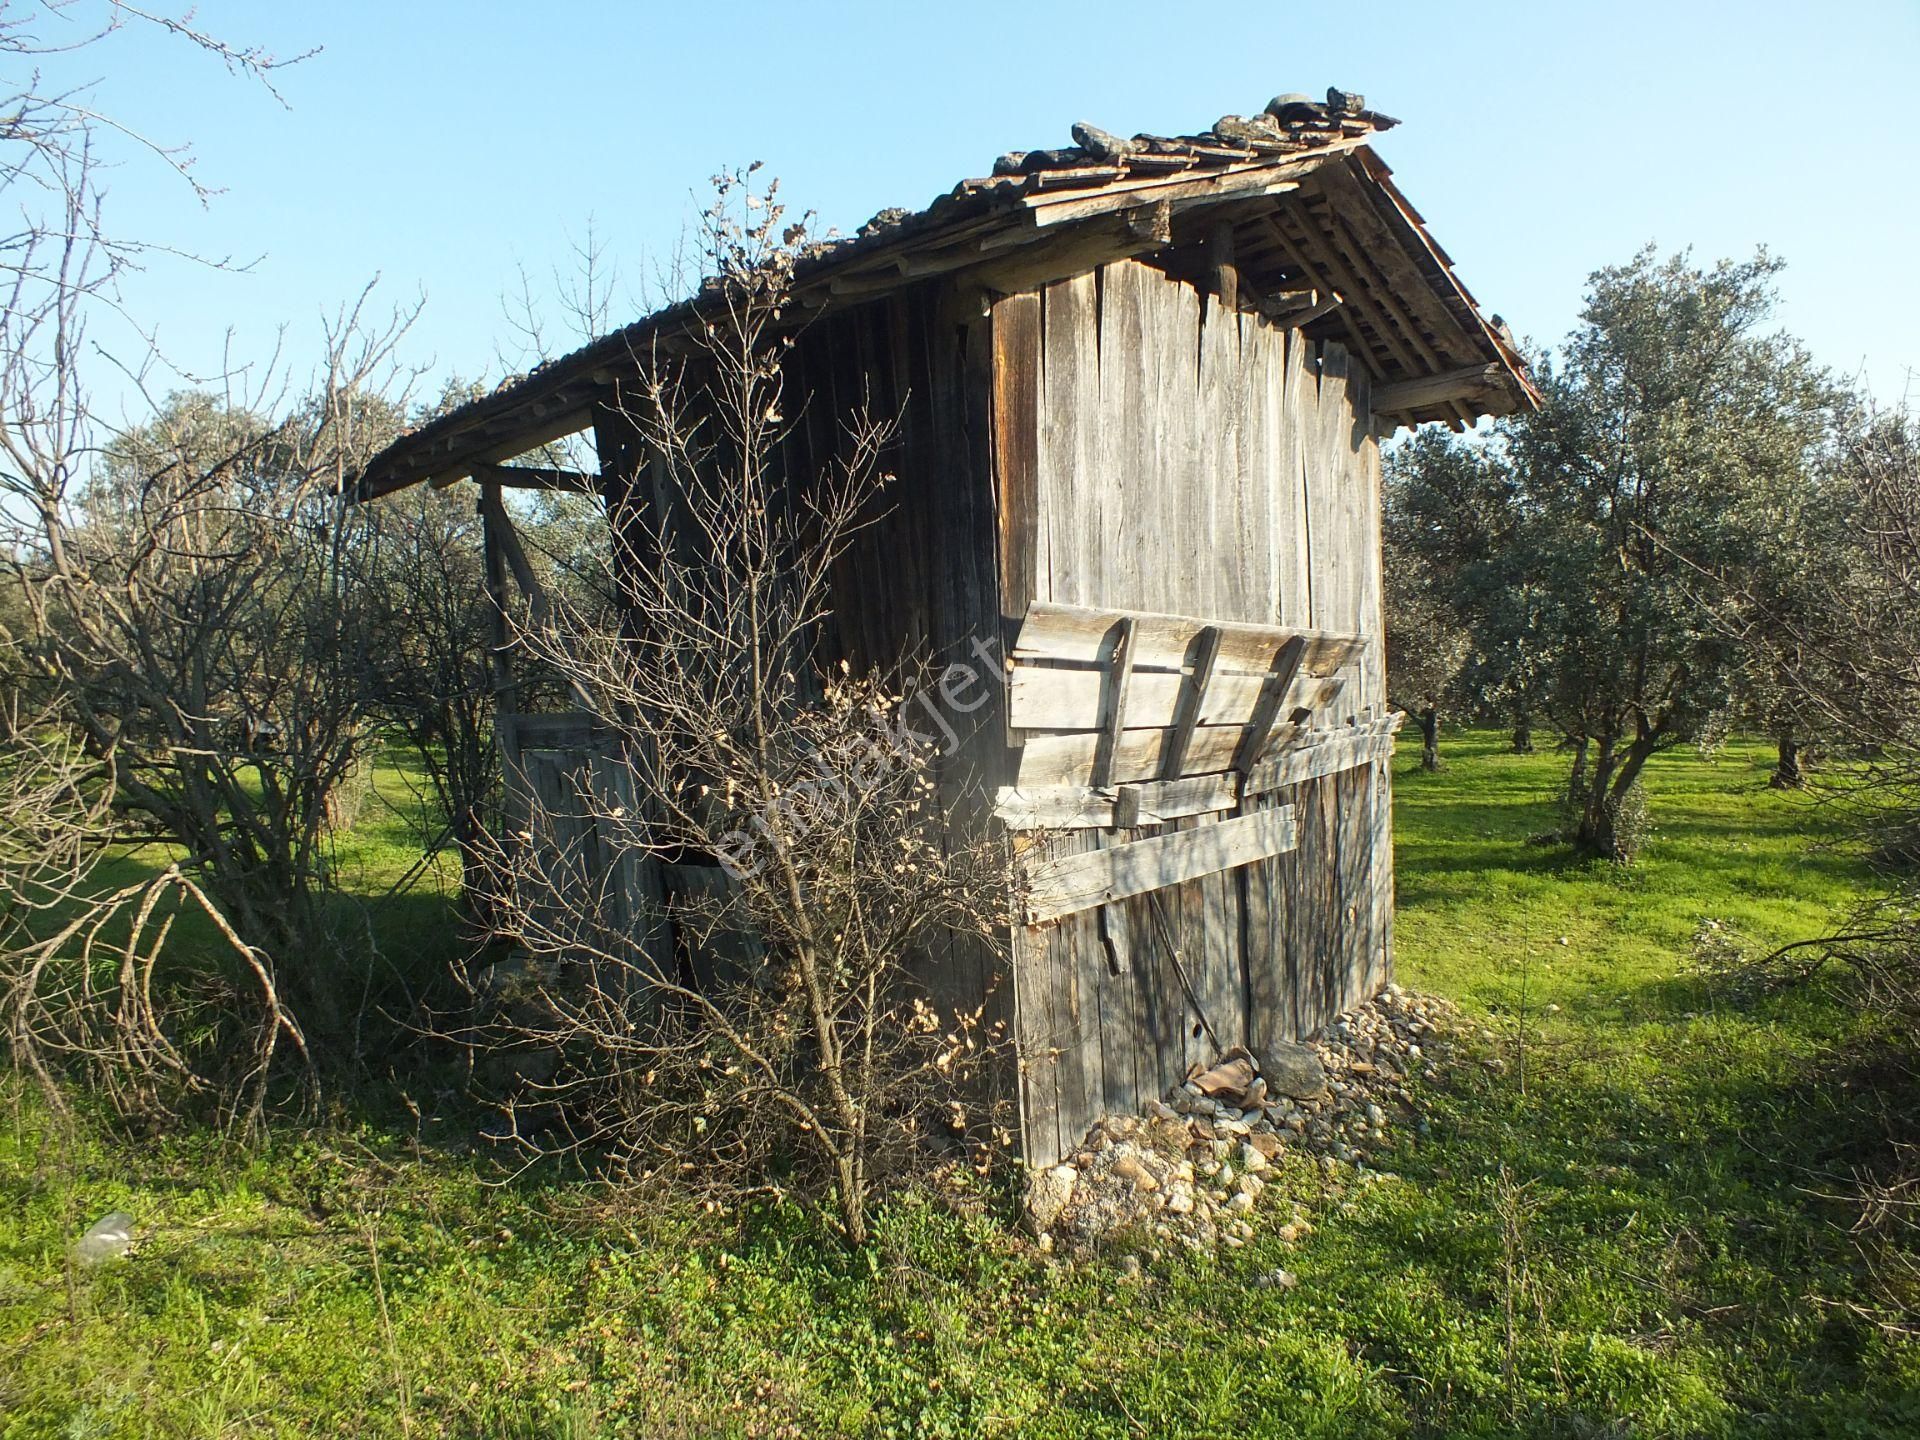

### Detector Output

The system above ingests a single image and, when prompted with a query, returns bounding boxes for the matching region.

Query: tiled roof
[353,90,1529,498]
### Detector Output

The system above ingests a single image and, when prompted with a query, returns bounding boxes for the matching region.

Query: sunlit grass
[2,730,1916,1437]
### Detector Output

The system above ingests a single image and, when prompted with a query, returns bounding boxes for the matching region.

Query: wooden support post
[1235,635,1307,775]
[478,482,597,712]
[478,481,518,712]
[478,484,548,618]
[1160,625,1223,780]
[1091,616,1137,791]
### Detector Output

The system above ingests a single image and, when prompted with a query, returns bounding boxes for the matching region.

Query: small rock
[1239,1142,1271,1173]
[1116,1253,1144,1282]
[1263,1041,1330,1100]
[1025,1165,1079,1231]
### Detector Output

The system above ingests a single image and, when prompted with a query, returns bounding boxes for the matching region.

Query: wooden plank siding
[1003,255,1393,1165]
[509,250,1394,1171]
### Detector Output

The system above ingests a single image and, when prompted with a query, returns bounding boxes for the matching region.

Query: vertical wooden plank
[1368,754,1396,993]
[1094,903,1140,1116]
[1066,895,1108,1147]
[1100,260,1160,614]
[1060,848,1104,1152]
[1348,362,1388,714]
[1241,822,1290,1060]
[1201,864,1241,1052]
[1011,920,1062,1165]
[990,292,1051,1162]
[1161,274,1204,616]
[1278,329,1315,628]
[1195,284,1242,618]
[1287,772,1343,1037]
[992,293,1043,620]
[1336,761,1374,1014]
[1038,273,1100,607]
[1237,311,1276,624]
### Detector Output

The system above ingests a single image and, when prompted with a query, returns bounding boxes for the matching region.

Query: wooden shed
[353,89,1536,1166]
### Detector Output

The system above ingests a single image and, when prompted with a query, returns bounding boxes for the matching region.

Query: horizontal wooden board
[498,711,600,754]
[994,773,1238,831]
[1010,666,1342,733]
[1244,721,1401,795]
[1014,602,1365,674]
[1115,774,1237,828]
[1016,719,1305,788]
[1022,805,1298,924]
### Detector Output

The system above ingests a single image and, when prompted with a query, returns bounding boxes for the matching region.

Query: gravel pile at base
[1024,984,1459,1255]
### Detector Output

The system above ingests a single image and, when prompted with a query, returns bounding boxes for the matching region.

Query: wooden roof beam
[1371,362,1511,418]
[416,405,598,492]
[1260,214,1382,376]
[472,462,603,493]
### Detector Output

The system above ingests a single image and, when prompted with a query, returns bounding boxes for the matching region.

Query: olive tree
[1393,249,1843,860]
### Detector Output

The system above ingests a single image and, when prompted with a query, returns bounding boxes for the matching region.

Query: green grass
[3,731,1918,1437]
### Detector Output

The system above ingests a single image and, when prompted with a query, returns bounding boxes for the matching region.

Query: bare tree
[0,253,422,1114]
[473,173,1012,1244]
[358,475,503,935]
[0,6,437,1117]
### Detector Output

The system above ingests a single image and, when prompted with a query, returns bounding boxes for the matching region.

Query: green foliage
[4,732,1917,1435]
[1391,247,1849,861]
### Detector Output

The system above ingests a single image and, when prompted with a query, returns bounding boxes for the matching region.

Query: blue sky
[62,0,1920,416]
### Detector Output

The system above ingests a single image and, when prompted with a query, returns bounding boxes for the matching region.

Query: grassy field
[3,731,1917,1437]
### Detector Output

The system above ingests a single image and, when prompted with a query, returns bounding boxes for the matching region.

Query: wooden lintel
[1371,363,1509,417]
[1022,804,1297,924]
[472,462,603,494]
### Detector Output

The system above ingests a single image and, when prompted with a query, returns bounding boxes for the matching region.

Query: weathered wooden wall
[994,256,1394,1164]
[501,252,1397,1169]
[575,280,1021,1097]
